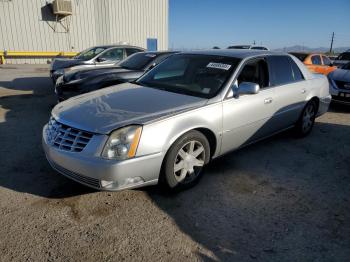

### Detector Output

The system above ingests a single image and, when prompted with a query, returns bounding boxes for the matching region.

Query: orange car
[290,53,337,75]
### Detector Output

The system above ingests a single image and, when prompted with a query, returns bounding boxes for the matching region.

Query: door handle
[301,88,306,94]
[264,97,273,104]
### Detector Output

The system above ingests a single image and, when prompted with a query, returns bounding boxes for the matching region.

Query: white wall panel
[0,0,168,64]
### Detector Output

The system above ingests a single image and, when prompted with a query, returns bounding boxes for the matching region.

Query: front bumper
[55,83,83,102]
[329,81,350,104]
[317,95,332,116]
[42,124,162,191]
[50,70,64,83]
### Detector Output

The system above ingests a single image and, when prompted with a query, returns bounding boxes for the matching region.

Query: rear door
[221,57,276,154]
[266,55,308,130]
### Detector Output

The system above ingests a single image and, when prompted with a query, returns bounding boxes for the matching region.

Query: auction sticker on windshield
[207,62,231,70]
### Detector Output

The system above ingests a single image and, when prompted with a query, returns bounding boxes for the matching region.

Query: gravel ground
[0,65,349,262]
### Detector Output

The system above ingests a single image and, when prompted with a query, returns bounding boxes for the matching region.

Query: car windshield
[74,47,108,61]
[136,54,240,98]
[342,62,350,70]
[290,53,308,62]
[119,53,158,70]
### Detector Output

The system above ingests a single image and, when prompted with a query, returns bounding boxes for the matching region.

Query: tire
[160,130,210,191]
[294,100,317,137]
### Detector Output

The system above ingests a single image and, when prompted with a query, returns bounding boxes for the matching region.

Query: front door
[221,58,276,154]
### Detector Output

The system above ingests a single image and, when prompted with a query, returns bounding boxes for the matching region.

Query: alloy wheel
[173,140,205,183]
[302,103,315,133]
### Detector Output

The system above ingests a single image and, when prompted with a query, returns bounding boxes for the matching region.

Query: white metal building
[0,0,168,63]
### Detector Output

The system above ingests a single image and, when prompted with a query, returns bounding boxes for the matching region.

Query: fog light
[125,177,144,185]
[101,180,115,188]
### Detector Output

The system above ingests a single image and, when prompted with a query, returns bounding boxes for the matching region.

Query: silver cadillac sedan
[43,50,331,191]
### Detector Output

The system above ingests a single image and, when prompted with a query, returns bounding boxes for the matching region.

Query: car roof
[140,51,178,55]
[181,49,286,59]
[94,45,146,50]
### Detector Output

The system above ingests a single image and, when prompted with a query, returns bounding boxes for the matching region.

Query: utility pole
[329,32,335,54]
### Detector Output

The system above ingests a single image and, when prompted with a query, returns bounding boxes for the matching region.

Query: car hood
[64,66,137,82]
[52,83,208,134]
[329,69,350,82]
[51,58,85,71]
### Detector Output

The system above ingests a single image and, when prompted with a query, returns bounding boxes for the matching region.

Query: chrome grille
[46,117,93,152]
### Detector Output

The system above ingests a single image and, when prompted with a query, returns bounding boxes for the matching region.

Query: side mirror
[238,82,260,95]
[147,63,156,71]
[96,57,107,63]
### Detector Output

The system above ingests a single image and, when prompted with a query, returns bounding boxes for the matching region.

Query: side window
[267,56,295,86]
[126,48,142,56]
[237,59,269,88]
[290,58,304,81]
[322,56,331,66]
[311,55,321,65]
[98,48,124,61]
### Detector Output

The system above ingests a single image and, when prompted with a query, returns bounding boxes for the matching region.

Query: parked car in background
[50,45,145,82]
[227,45,269,50]
[43,50,330,192]
[328,62,350,104]
[290,52,336,75]
[332,51,350,68]
[55,51,177,101]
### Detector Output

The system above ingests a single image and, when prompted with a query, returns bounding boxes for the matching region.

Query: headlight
[56,76,64,85]
[102,125,142,160]
[53,68,65,76]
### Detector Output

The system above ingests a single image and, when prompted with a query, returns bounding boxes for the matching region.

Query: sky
[169,0,350,50]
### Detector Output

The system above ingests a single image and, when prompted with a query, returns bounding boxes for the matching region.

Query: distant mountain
[273,45,350,54]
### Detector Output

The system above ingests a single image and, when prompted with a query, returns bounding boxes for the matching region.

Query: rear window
[267,56,298,86]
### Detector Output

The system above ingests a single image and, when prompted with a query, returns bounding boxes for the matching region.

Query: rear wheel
[161,130,210,191]
[295,100,317,137]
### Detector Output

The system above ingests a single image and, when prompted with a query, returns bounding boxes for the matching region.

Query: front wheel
[294,100,317,137]
[161,130,210,191]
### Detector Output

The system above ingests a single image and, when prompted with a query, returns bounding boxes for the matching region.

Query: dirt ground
[0,65,349,262]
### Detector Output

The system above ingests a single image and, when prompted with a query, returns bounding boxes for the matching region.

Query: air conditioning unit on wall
[52,0,72,16]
